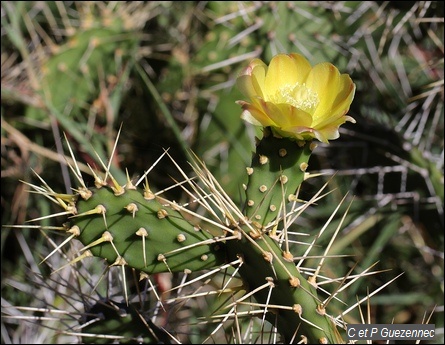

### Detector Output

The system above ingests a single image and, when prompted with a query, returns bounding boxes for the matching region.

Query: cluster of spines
[243,127,317,231]
[216,128,342,343]
[20,130,346,344]
[23,135,228,284]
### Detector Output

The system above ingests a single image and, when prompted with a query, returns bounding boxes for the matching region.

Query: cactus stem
[237,230,302,284]
[282,251,294,261]
[289,276,301,288]
[292,304,324,331]
[316,304,327,316]
[124,202,138,218]
[245,176,280,226]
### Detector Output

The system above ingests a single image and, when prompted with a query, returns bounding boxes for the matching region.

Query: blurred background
[1,1,443,343]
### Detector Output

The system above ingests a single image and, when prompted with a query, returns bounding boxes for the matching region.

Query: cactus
[225,132,340,343]
[9,52,357,343]
[2,2,442,344]
[72,184,224,275]
[19,132,341,344]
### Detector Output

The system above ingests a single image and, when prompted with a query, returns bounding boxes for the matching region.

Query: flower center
[269,83,319,113]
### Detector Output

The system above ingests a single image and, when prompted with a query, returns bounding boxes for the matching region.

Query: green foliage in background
[1,1,443,343]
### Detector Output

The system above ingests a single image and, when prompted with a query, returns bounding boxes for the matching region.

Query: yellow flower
[236,53,356,143]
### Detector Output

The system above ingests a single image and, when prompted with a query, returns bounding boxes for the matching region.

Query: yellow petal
[328,75,355,116]
[237,74,258,99]
[306,63,341,120]
[272,104,313,128]
[288,53,312,84]
[236,53,356,143]
[236,59,267,99]
[315,114,356,142]
[251,62,267,97]
[264,54,311,100]
[237,100,276,127]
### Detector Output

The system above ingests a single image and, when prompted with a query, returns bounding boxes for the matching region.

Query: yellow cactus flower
[236,53,356,143]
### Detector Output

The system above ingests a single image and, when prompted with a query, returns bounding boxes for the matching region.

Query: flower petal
[236,59,267,99]
[237,100,277,127]
[264,54,311,100]
[329,75,355,116]
[271,104,313,128]
[306,63,341,120]
[236,53,356,142]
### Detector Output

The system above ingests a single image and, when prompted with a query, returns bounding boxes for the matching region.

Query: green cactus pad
[226,228,343,344]
[244,128,314,229]
[72,187,225,274]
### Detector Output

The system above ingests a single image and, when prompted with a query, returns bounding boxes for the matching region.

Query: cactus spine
[226,128,342,343]
[73,186,225,274]
[27,125,343,343]
[243,127,313,228]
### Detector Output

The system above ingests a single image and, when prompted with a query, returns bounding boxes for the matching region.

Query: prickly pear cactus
[226,52,354,342]
[243,130,314,228]
[72,186,225,274]
[225,131,341,344]
[10,52,356,344]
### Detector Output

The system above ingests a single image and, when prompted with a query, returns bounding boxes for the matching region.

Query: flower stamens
[269,83,319,113]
